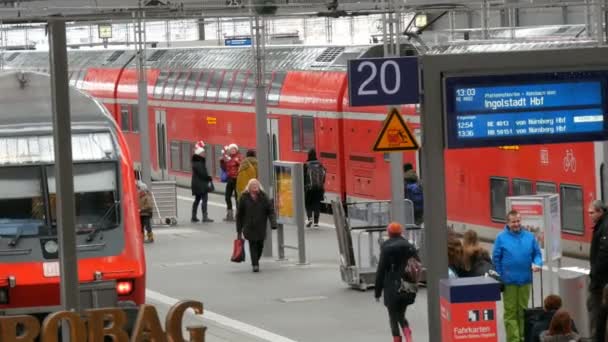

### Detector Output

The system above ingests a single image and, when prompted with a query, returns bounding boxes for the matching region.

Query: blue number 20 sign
[347,57,419,107]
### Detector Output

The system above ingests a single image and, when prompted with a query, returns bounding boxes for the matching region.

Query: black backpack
[307,162,326,190]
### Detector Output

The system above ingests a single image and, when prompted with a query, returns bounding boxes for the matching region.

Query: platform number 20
[357,60,401,96]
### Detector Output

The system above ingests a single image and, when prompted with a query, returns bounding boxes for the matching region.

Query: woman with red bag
[235,179,277,272]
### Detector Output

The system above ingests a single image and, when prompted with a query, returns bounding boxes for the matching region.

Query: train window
[205,71,224,103]
[120,105,130,132]
[302,117,315,151]
[172,72,189,101]
[560,185,584,234]
[170,141,181,172]
[48,163,118,227]
[181,142,192,171]
[267,72,285,106]
[242,73,255,104]
[162,71,181,100]
[0,167,44,224]
[194,71,212,102]
[291,116,301,151]
[536,182,557,194]
[217,71,235,104]
[490,177,509,222]
[184,72,200,101]
[153,71,170,99]
[291,116,315,151]
[229,71,248,104]
[513,179,533,196]
[130,104,139,132]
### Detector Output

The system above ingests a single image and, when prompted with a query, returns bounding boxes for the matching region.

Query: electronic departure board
[444,71,608,148]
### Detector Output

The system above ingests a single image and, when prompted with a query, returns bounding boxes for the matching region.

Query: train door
[268,118,280,161]
[155,109,168,180]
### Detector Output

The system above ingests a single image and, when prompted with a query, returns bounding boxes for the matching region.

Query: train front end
[0,71,145,321]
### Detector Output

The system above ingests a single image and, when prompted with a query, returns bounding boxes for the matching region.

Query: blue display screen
[445,71,608,148]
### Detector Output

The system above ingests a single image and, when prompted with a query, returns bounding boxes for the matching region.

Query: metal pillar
[198,19,206,41]
[134,7,152,188]
[48,19,80,325]
[250,7,273,257]
[382,0,406,225]
[421,56,449,342]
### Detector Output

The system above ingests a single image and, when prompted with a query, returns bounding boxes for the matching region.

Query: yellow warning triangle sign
[373,108,419,152]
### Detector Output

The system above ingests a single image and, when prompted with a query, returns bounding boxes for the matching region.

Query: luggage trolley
[150,180,178,227]
[331,199,422,291]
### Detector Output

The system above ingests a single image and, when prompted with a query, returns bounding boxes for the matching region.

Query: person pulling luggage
[375,222,420,342]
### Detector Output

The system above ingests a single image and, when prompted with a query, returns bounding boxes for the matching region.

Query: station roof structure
[0,0,400,22]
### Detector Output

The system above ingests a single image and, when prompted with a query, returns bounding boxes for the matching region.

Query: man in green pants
[492,209,542,342]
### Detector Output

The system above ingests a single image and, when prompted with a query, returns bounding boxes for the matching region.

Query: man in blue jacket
[493,209,542,342]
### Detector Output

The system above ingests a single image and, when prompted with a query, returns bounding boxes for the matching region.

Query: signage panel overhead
[348,57,419,107]
[444,71,608,148]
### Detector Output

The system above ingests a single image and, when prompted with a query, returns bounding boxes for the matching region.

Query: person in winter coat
[375,222,418,342]
[493,209,543,342]
[531,295,578,342]
[447,233,464,278]
[137,181,154,243]
[303,148,325,228]
[461,230,494,277]
[587,199,608,342]
[539,310,580,342]
[191,141,214,223]
[236,178,277,272]
[236,150,258,200]
[220,143,241,221]
[403,163,423,225]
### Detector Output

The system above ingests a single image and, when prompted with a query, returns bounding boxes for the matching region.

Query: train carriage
[0,71,145,319]
[0,42,601,258]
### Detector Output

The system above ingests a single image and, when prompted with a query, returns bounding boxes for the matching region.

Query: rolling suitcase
[523,270,544,342]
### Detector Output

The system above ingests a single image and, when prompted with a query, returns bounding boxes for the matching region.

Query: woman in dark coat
[303,148,325,227]
[236,178,277,272]
[191,141,214,223]
[375,222,418,342]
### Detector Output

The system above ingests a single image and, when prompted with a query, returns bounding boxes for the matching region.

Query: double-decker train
[0,71,145,320]
[0,43,600,258]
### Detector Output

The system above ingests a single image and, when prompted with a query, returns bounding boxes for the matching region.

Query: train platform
[143,187,591,342]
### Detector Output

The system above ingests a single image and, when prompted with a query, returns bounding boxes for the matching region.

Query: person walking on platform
[191,141,214,223]
[403,163,423,225]
[375,222,418,342]
[587,199,608,342]
[304,148,325,228]
[236,179,277,273]
[236,149,258,200]
[493,209,542,342]
[137,181,154,243]
[220,143,241,222]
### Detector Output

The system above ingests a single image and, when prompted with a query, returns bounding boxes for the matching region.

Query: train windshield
[47,162,119,229]
[0,166,44,236]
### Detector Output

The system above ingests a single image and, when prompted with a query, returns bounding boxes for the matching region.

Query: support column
[198,19,206,41]
[135,8,152,188]
[48,18,79,317]
[251,10,273,257]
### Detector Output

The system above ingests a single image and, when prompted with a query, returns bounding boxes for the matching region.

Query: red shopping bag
[231,238,246,263]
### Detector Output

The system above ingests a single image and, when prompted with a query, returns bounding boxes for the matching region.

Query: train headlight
[44,240,59,254]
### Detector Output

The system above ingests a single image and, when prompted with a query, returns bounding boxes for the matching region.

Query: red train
[0,71,145,319]
[0,45,597,257]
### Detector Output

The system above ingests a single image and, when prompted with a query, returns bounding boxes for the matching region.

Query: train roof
[0,71,115,129]
[0,45,396,74]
